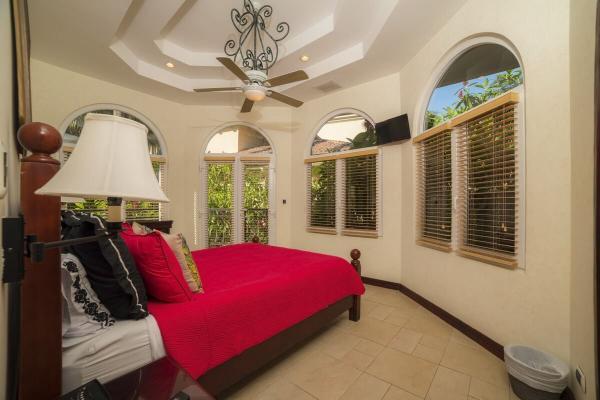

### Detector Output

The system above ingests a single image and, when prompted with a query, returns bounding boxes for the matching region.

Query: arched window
[310,112,376,155]
[415,41,525,268]
[424,43,523,129]
[305,110,380,238]
[202,124,274,247]
[61,107,168,221]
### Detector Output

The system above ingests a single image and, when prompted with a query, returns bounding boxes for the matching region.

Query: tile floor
[229,285,523,400]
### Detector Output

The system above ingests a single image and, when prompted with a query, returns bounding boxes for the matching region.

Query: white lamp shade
[36,113,169,202]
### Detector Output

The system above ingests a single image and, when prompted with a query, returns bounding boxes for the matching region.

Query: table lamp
[28,113,169,261]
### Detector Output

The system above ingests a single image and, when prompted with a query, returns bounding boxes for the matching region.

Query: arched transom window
[62,108,168,221]
[310,112,376,155]
[425,43,523,129]
[202,124,274,247]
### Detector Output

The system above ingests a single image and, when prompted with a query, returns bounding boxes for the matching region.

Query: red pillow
[120,230,193,303]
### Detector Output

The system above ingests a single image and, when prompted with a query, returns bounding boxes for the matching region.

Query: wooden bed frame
[17,123,362,399]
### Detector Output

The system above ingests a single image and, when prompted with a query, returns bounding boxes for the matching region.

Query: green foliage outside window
[207,163,234,247]
[310,160,336,228]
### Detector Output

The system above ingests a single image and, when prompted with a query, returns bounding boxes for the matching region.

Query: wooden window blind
[63,148,168,222]
[205,161,235,247]
[456,101,519,268]
[341,154,379,237]
[306,160,337,233]
[242,161,270,243]
[415,130,452,250]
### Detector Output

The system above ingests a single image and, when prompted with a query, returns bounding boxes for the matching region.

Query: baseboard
[361,277,576,400]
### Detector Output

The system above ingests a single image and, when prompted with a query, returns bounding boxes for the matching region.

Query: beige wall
[569,0,597,398]
[30,59,293,249]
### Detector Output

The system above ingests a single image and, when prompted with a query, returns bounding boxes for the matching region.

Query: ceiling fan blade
[264,70,308,87]
[217,57,250,82]
[241,98,254,113]
[193,87,241,92]
[268,91,304,108]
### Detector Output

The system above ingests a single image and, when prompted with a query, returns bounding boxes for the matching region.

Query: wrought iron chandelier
[224,0,290,74]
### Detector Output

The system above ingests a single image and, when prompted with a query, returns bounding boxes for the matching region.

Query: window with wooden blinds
[205,161,235,247]
[456,101,518,268]
[342,154,379,237]
[415,130,452,250]
[242,161,269,243]
[306,160,336,233]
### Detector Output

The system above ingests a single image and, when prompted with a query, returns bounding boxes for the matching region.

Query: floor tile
[382,385,425,400]
[354,338,384,357]
[341,316,401,346]
[469,377,509,400]
[426,366,470,400]
[367,348,437,397]
[369,304,396,321]
[404,314,453,339]
[389,328,423,353]
[440,341,508,388]
[420,334,449,351]
[340,349,375,370]
[256,381,317,400]
[339,373,390,400]
[412,344,444,364]
[292,358,362,400]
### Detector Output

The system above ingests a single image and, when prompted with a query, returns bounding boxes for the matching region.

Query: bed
[150,243,364,393]
[16,123,364,399]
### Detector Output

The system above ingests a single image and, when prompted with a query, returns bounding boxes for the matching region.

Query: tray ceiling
[29,0,466,105]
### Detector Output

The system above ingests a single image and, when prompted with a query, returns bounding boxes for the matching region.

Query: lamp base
[107,197,123,233]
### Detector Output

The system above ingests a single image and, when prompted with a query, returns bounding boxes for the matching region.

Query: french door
[203,157,274,247]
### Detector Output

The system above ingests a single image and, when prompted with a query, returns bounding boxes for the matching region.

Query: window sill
[341,229,378,239]
[416,239,451,252]
[306,227,337,235]
[457,247,517,269]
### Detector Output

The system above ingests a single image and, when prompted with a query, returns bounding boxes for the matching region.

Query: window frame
[199,122,276,247]
[414,88,526,269]
[305,109,382,238]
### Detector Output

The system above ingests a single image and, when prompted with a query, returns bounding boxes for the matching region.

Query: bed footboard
[349,249,361,322]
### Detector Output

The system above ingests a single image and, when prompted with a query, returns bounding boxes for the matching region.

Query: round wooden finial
[252,235,260,243]
[17,122,62,155]
[350,249,361,260]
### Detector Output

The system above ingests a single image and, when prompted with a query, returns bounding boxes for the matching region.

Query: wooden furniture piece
[18,123,63,399]
[198,250,362,398]
[128,219,173,233]
[103,357,214,400]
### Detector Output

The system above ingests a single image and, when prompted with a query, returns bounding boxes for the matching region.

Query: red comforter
[148,243,364,378]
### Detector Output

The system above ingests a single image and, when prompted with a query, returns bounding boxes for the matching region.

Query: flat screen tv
[375,114,411,145]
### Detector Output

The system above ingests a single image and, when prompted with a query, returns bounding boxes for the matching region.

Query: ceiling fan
[193,0,309,113]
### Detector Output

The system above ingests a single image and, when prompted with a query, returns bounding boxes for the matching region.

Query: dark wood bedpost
[349,249,361,322]
[251,235,260,243]
[18,122,63,399]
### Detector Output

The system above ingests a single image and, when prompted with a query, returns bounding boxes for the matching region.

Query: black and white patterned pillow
[61,253,115,337]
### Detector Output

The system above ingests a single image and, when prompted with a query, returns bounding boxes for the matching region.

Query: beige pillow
[159,232,203,293]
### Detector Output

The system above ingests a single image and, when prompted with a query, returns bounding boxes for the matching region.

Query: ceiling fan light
[244,87,267,102]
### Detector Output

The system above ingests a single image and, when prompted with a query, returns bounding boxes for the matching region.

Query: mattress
[61,315,165,394]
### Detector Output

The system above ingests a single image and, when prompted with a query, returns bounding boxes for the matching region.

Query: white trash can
[504,345,569,400]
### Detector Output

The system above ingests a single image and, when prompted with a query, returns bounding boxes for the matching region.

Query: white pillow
[61,253,115,337]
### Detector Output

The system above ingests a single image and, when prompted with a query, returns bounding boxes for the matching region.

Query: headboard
[17,122,62,399]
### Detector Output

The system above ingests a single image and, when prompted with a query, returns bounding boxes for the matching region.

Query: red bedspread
[148,243,364,378]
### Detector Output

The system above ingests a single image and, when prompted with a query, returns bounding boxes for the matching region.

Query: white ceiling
[29,0,466,106]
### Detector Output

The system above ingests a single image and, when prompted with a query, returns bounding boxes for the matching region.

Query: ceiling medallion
[224,0,290,74]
